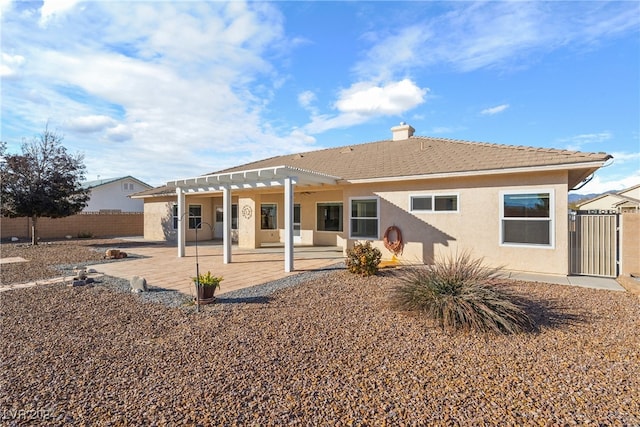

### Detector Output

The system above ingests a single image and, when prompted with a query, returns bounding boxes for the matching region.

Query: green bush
[192,271,223,288]
[77,231,94,238]
[392,251,533,334]
[346,241,382,276]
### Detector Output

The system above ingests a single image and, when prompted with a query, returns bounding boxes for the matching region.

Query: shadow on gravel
[514,296,589,332]
[216,296,272,304]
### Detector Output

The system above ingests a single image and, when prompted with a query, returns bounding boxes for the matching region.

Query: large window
[317,202,343,232]
[261,203,277,230]
[410,194,459,212]
[350,197,379,239]
[500,191,553,246]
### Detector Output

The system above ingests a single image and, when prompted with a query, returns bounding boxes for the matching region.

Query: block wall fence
[1,213,143,240]
[621,213,640,277]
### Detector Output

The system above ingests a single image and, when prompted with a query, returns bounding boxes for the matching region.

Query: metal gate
[568,212,619,277]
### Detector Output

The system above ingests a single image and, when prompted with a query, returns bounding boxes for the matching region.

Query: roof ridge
[412,135,608,157]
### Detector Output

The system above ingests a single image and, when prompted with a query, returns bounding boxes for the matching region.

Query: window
[410,194,458,212]
[500,191,553,246]
[350,197,378,239]
[261,203,277,230]
[123,182,134,191]
[189,205,202,229]
[317,202,343,232]
[172,204,178,229]
[172,204,204,229]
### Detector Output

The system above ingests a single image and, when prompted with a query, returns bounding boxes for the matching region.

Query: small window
[189,205,202,229]
[123,182,134,191]
[410,194,458,212]
[350,197,378,239]
[261,203,277,230]
[500,191,553,246]
[317,202,343,232]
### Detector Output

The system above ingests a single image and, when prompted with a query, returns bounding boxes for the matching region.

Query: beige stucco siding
[344,171,570,275]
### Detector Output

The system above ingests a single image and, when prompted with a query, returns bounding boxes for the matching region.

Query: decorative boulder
[130,276,148,293]
[105,249,121,259]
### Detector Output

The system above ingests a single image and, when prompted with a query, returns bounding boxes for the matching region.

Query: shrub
[77,231,94,238]
[192,271,223,288]
[392,251,533,334]
[346,241,382,276]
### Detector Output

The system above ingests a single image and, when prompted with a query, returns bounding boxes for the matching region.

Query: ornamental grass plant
[393,251,533,334]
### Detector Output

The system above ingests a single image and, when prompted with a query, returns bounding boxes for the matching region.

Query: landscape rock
[130,276,148,293]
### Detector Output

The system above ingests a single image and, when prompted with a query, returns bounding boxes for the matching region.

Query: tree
[0,126,90,245]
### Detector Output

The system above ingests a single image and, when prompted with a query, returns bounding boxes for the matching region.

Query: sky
[1,1,639,194]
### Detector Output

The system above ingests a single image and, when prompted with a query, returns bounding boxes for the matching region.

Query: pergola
[166,166,339,272]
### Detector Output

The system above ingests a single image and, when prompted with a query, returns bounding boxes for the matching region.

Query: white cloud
[39,0,82,26]
[573,169,640,195]
[298,90,316,109]
[481,104,509,115]
[0,52,25,78]
[305,79,428,134]
[64,115,115,133]
[560,132,613,151]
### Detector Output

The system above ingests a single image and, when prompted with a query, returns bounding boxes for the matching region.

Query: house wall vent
[391,122,415,141]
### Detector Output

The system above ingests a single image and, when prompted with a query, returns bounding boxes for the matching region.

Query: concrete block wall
[1,213,144,240]
[621,213,640,276]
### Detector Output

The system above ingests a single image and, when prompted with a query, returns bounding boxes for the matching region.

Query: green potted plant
[192,271,223,305]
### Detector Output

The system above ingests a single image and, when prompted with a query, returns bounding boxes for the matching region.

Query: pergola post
[284,176,294,272]
[222,185,232,264]
[176,187,185,258]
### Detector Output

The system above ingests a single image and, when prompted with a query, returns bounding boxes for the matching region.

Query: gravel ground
[1,249,639,425]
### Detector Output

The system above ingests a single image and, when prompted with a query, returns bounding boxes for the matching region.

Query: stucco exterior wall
[578,195,620,211]
[343,170,570,275]
[84,179,148,212]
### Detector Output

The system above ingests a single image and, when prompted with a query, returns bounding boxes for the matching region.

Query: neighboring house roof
[82,176,152,190]
[577,184,640,210]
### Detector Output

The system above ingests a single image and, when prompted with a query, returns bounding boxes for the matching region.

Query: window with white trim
[172,204,178,229]
[215,204,239,230]
[188,205,202,229]
[317,202,343,232]
[500,191,553,246]
[261,203,277,230]
[410,194,459,212]
[350,197,379,239]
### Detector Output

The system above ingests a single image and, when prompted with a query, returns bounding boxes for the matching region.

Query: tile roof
[214,136,612,182]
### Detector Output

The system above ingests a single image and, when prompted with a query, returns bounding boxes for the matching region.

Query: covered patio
[89,241,344,296]
[167,166,340,273]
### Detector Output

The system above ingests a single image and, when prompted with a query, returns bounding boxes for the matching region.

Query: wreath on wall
[383,225,404,256]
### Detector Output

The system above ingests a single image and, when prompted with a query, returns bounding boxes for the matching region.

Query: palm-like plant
[393,251,533,334]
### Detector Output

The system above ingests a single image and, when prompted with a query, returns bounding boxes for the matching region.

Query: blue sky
[1,1,639,194]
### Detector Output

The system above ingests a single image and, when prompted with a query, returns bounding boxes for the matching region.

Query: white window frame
[188,204,203,229]
[349,196,380,240]
[261,203,278,230]
[499,189,554,248]
[409,193,460,213]
[316,201,344,233]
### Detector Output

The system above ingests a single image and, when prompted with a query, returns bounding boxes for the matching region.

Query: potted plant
[192,271,223,305]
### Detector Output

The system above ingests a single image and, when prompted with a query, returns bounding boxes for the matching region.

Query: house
[576,184,640,213]
[133,124,611,276]
[82,176,152,213]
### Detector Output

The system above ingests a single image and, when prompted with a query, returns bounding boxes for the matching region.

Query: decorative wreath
[383,225,404,256]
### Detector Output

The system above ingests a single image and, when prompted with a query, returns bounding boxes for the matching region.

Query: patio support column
[284,176,294,272]
[176,187,186,258]
[222,185,232,264]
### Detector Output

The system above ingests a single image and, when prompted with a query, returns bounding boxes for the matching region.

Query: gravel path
[1,264,639,425]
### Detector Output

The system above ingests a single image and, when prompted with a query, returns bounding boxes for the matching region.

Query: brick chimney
[391,122,415,141]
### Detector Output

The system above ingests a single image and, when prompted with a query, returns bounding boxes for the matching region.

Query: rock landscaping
[1,238,639,425]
